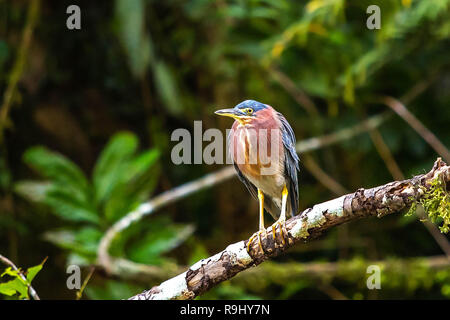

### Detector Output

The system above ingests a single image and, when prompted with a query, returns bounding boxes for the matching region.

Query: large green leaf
[26,264,43,283]
[126,149,160,179]
[14,179,98,224]
[104,149,160,222]
[25,258,47,286]
[127,217,195,265]
[43,227,103,257]
[44,186,100,224]
[13,180,53,203]
[0,281,18,296]
[92,131,138,204]
[103,174,159,223]
[23,146,90,197]
[0,278,28,299]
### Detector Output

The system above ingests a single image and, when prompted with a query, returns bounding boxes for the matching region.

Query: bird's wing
[278,112,300,215]
[233,162,258,200]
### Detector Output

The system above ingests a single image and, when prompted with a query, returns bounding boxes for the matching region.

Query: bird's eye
[244,108,254,115]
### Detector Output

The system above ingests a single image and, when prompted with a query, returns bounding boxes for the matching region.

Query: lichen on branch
[406,175,450,233]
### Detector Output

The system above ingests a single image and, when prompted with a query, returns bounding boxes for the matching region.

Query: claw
[247,229,266,253]
[271,219,286,245]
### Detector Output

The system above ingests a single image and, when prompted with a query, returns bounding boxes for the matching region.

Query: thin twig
[76,266,95,300]
[368,128,405,181]
[303,154,349,195]
[0,254,40,300]
[400,74,438,106]
[296,112,390,152]
[270,65,319,117]
[381,96,450,164]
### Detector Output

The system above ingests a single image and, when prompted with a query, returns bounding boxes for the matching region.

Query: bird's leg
[272,185,288,245]
[258,189,265,231]
[247,189,266,253]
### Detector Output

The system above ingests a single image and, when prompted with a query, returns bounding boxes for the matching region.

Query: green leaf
[23,146,89,195]
[1,267,21,279]
[103,149,160,222]
[75,227,104,256]
[44,186,100,224]
[127,149,160,178]
[0,281,18,296]
[92,131,139,204]
[26,258,47,283]
[13,180,53,202]
[114,0,152,78]
[26,266,42,283]
[127,217,195,265]
[0,278,28,299]
[67,252,93,267]
[153,62,183,116]
[43,227,102,257]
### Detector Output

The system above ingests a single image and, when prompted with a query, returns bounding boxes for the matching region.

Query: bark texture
[129,158,450,300]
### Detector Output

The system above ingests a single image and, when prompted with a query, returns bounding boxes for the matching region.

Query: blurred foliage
[13,132,195,269]
[0,0,450,299]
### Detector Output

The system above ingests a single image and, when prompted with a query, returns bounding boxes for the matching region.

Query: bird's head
[214,100,269,125]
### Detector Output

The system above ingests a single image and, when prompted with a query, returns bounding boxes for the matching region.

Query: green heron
[215,100,299,252]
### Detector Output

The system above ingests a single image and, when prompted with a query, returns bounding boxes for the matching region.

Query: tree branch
[129,158,450,300]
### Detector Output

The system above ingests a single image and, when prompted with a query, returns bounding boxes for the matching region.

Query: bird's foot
[271,218,287,246]
[246,229,267,253]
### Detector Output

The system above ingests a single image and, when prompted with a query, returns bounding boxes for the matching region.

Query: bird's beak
[214,108,245,123]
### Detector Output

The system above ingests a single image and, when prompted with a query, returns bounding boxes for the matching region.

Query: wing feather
[233,162,258,200]
[278,112,300,216]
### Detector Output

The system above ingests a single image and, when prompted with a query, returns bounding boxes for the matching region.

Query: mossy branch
[406,174,450,233]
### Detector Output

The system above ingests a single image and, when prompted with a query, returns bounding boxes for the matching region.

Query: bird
[215,100,299,252]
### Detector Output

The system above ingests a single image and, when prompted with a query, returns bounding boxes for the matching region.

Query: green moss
[406,177,450,233]
[405,199,417,217]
